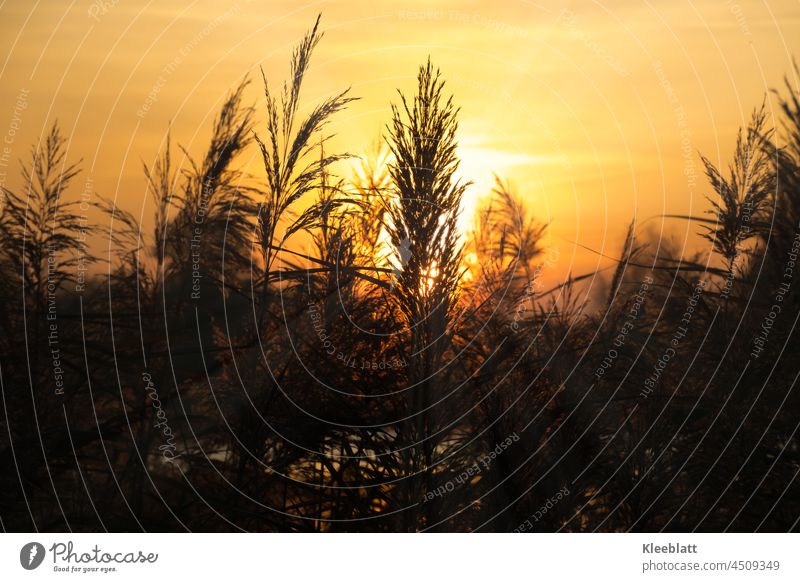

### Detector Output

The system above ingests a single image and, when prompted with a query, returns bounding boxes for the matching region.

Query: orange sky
[1,0,799,287]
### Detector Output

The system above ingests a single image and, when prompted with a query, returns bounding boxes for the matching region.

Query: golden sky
[1,0,799,284]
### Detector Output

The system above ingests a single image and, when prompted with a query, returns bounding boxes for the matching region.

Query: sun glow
[422,261,440,293]
[454,135,544,237]
[345,141,505,288]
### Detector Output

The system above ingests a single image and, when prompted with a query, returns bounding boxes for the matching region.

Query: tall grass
[1,16,799,533]
[383,59,470,529]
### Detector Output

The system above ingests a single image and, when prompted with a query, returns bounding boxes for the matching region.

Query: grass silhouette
[0,16,799,532]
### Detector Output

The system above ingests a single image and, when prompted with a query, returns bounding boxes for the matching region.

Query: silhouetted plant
[0,122,89,303]
[383,58,470,530]
[2,16,799,534]
[255,15,356,283]
[699,104,774,273]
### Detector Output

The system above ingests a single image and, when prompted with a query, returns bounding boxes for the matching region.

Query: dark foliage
[1,18,798,532]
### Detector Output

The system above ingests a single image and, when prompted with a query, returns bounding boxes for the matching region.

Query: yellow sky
[1,0,799,285]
